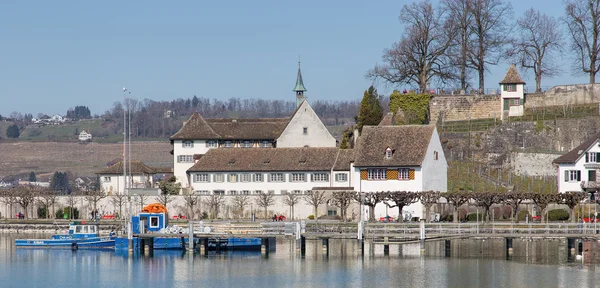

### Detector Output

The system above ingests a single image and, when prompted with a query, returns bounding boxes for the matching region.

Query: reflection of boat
[15,222,116,249]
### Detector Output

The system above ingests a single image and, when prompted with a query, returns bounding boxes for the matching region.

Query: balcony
[584,163,600,169]
[580,181,600,189]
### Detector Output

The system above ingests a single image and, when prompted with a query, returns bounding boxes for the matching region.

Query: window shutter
[596,152,600,162]
[387,169,398,180]
[586,153,589,163]
[409,169,415,180]
[577,170,581,181]
[267,174,271,182]
[360,170,367,180]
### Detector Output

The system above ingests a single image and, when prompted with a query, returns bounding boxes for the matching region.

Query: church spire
[294,58,307,107]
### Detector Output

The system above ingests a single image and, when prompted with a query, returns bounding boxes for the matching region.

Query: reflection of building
[554,131,600,200]
[78,130,92,141]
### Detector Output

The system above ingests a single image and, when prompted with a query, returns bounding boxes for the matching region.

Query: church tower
[293,60,307,108]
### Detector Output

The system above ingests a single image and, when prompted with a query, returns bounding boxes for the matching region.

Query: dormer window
[182,140,193,148]
[385,147,393,159]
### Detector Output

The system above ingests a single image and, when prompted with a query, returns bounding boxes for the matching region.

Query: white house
[499,64,526,120]
[96,160,160,195]
[78,130,92,142]
[553,132,600,200]
[170,64,335,189]
[353,125,448,220]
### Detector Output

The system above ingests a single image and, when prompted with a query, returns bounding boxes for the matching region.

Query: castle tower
[293,60,307,108]
[499,64,526,120]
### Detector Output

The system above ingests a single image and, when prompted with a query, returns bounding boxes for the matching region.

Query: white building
[353,125,447,220]
[499,64,526,120]
[96,160,160,195]
[553,132,600,200]
[170,63,336,189]
[78,130,92,141]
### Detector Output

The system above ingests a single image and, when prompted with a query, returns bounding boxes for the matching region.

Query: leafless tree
[467,0,513,92]
[183,192,201,220]
[0,189,18,218]
[419,191,441,222]
[157,176,180,207]
[503,191,528,222]
[202,194,225,220]
[442,0,474,91]
[444,191,472,223]
[368,0,456,93]
[330,191,355,222]
[65,191,79,220]
[472,192,501,222]
[110,193,127,219]
[283,193,301,220]
[232,194,250,219]
[255,191,275,220]
[531,192,560,223]
[564,0,600,83]
[38,189,58,219]
[354,192,387,222]
[84,190,106,219]
[14,186,38,219]
[507,8,563,92]
[135,194,149,212]
[304,190,328,221]
[386,191,419,222]
[560,191,588,222]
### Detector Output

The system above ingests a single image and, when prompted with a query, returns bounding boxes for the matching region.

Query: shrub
[37,206,47,218]
[517,210,529,221]
[547,209,569,221]
[307,214,315,220]
[55,209,64,219]
[62,207,80,219]
[466,213,483,222]
[441,214,453,222]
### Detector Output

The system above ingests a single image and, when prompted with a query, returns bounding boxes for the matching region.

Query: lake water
[1,233,599,288]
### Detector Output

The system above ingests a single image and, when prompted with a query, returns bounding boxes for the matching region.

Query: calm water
[1,233,599,288]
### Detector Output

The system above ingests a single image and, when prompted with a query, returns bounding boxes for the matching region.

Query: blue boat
[15,222,116,249]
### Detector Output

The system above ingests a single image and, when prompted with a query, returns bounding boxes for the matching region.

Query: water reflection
[1,234,599,288]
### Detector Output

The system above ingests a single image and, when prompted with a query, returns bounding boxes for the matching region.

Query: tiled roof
[333,149,355,171]
[96,160,158,175]
[170,112,220,140]
[553,131,600,164]
[499,64,526,84]
[187,147,352,172]
[354,125,435,167]
[379,112,395,126]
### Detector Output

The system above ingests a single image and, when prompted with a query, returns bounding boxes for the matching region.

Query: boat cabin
[132,212,168,234]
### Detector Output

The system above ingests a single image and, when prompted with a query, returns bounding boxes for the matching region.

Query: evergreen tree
[357,85,383,133]
[192,95,199,108]
[29,171,37,182]
[51,172,71,193]
[6,124,20,138]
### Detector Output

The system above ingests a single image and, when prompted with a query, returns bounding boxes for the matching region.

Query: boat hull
[15,237,115,248]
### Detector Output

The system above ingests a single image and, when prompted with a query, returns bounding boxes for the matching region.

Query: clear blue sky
[0,0,583,116]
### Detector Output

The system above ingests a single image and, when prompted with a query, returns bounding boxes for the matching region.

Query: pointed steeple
[294,58,307,107]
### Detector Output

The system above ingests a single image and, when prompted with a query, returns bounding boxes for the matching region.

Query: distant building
[500,64,526,120]
[553,131,600,201]
[78,130,92,142]
[17,180,50,188]
[96,160,160,195]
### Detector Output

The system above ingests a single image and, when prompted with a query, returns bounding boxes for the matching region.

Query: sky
[0,0,584,116]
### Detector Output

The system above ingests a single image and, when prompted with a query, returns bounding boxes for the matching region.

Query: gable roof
[354,125,435,167]
[379,112,395,126]
[553,131,600,164]
[187,147,352,172]
[96,160,158,175]
[170,112,221,140]
[499,64,526,84]
[333,149,355,171]
[206,118,289,140]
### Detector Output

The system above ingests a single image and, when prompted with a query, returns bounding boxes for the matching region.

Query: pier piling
[445,239,451,257]
[322,238,329,256]
[505,238,513,259]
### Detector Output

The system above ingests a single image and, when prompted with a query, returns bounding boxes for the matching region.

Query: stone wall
[430,95,500,123]
[525,84,600,108]
[510,152,561,177]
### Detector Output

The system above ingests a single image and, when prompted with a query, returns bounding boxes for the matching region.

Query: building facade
[97,160,159,195]
[499,64,526,120]
[553,131,600,200]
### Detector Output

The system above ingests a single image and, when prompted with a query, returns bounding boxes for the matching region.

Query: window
[398,168,410,180]
[434,151,439,160]
[327,208,337,216]
[254,190,263,194]
[269,173,285,182]
[195,190,210,195]
[224,141,234,148]
[368,169,386,180]
[149,216,159,228]
[292,190,303,195]
[206,140,218,148]
[504,84,516,92]
[214,174,224,183]
[281,190,288,195]
[229,190,238,195]
[565,170,581,182]
[228,174,238,183]
[311,173,329,182]
[240,173,251,182]
[586,152,600,163]
[182,140,194,148]
[242,190,251,195]
[303,127,308,135]
[385,147,392,159]
[260,141,271,148]
[214,190,225,195]
[253,173,263,182]
[103,176,111,182]
[177,155,193,163]
[291,173,306,182]
[194,173,210,183]
[241,140,252,148]
[335,173,347,182]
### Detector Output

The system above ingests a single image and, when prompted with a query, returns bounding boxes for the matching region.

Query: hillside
[0,141,172,180]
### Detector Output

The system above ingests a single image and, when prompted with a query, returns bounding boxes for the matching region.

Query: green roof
[293,61,307,92]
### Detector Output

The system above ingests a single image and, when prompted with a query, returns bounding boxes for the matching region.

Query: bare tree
[503,191,528,223]
[0,189,18,218]
[304,190,328,221]
[39,189,58,219]
[354,192,387,222]
[283,193,301,220]
[386,191,419,221]
[564,0,600,83]
[110,193,126,219]
[531,192,560,223]
[183,192,201,220]
[135,194,149,212]
[472,192,501,222]
[442,0,474,91]
[467,0,513,92]
[444,191,472,223]
[560,191,588,223]
[369,0,456,93]
[330,191,355,222]
[14,186,38,219]
[202,194,224,220]
[419,191,441,222]
[507,8,563,92]
[84,190,106,220]
[65,191,79,220]
[232,194,250,219]
[157,176,180,207]
[255,191,275,220]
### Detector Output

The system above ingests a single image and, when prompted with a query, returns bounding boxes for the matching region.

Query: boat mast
[123,88,127,197]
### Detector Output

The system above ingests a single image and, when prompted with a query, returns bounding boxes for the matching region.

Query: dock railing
[187,221,303,239]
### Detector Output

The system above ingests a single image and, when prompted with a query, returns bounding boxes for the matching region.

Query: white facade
[99,174,154,195]
[500,83,525,120]
[421,127,448,192]
[78,130,92,141]
[173,139,210,188]
[555,139,600,193]
[277,101,336,148]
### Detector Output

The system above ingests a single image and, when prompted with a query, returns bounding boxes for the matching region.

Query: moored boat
[15,221,116,249]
